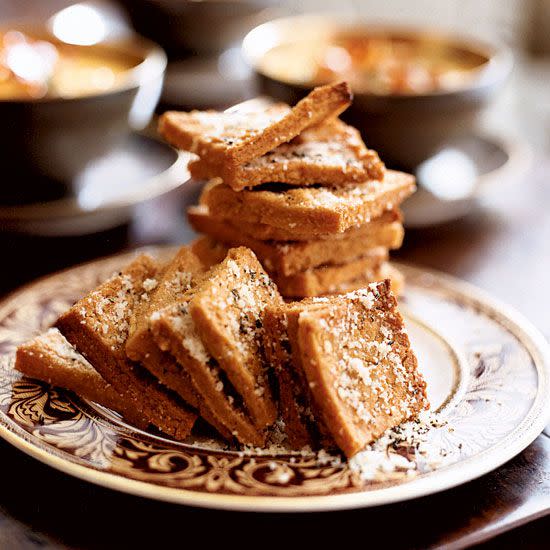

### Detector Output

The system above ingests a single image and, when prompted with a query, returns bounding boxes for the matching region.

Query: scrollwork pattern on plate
[0,253,542,498]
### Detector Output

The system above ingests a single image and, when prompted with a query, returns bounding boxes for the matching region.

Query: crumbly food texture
[189,247,282,429]
[56,254,198,441]
[159,81,352,168]
[297,281,429,457]
[188,206,403,275]
[263,304,334,449]
[202,170,415,236]
[190,237,229,270]
[14,328,130,422]
[188,118,385,190]
[151,292,265,446]
[189,204,403,242]
[125,247,232,439]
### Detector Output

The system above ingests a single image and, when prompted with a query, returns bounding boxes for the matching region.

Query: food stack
[15,244,428,456]
[160,81,415,298]
[13,81,429,458]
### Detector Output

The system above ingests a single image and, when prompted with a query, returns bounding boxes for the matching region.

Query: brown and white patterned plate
[0,248,548,512]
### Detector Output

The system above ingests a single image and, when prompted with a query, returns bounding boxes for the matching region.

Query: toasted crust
[125,247,232,440]
[150,294,265,446]
[191,236,228,269]
[14,328,141,424]
[202,170,415,236]
[190,204,403,242]
[56,255,197,441]
[297,281,429,457]
[189,118,385,190]
[159,82,352,169]
[273,250,387,298]
[263,305,333,450]
[189,248,281,429]
[191,237,403,298]
[331,263,405,297]
[188,206,403,275]
[262,310,312,449]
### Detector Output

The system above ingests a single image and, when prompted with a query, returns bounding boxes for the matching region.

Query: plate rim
[0,253,548,512]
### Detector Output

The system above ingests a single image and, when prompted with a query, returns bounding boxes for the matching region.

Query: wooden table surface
[0,154,549,549]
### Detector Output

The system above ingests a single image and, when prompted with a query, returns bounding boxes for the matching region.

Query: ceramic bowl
[243,15,513,169]
[0,23,166,188]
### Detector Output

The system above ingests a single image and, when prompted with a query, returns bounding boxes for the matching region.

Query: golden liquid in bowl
[0,30,141,100]
[258,33,489,95]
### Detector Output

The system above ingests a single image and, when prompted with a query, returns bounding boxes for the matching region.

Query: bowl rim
[0,21,167,104]
[242,14,514,99]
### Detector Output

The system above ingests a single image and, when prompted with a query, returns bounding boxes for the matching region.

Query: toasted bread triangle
[201,170,415,236]
[188,205,403,276]
[56,254,198,441]
[189,118,384,190]
[159,82,352,168]
[297,281,429,457]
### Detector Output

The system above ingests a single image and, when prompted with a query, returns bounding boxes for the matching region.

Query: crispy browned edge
[14,331,138,424]
[159,81,352,168]
[190,236,404,299]
[188,206,403,276]
[334,263,405,297]
[125,247,233,440]
[187,118,385,190]
[189,247,280,429]
[202,170,416,235]
[273,251,388,298]
[190,237,228,269]
[263,304,334,450]
[56,255,197,441]
[188,154,381,190]
[150,295,266,447]
[297,280,429,457]
[262,309,313,449]
[190,204,403,242]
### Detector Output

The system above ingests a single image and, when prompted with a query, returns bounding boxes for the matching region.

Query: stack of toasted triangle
[15,244,428,456]
[16,246,285,447]
[13,81,429,458]
[160,81,414,298]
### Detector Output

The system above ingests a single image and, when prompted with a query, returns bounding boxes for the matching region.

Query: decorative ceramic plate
[0,248,548,512]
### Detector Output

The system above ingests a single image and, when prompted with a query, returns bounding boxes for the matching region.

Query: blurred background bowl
[243,15,513,169]
[0,17,166,189]
[117,0,277,57]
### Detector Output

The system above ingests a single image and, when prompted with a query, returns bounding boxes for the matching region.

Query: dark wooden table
[0,155,548,549]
